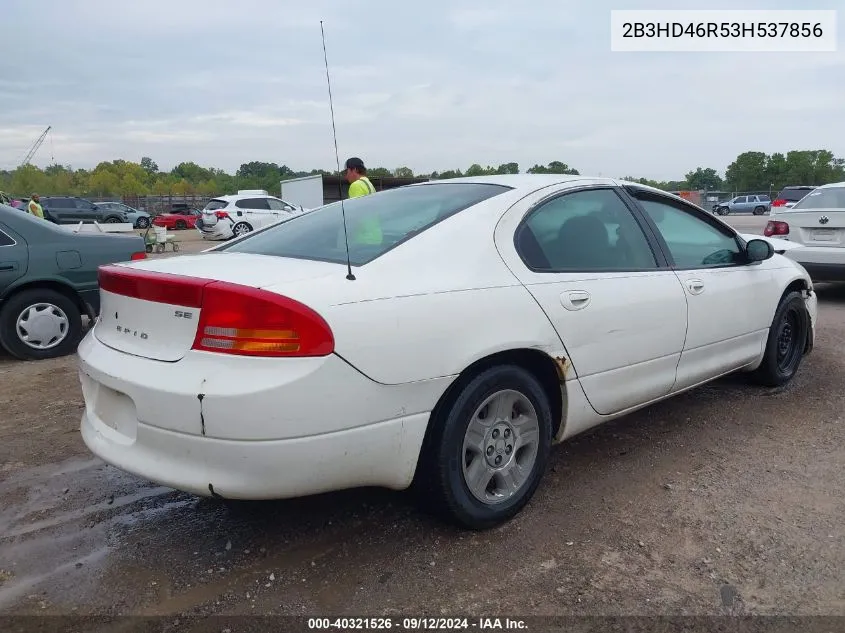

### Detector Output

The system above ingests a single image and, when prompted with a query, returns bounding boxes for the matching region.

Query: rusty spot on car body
[552,356,571,382]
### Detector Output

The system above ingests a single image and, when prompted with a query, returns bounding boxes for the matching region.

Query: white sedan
[78,176,817,530]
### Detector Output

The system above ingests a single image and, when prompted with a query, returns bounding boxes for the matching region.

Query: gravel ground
[1,217,843,626]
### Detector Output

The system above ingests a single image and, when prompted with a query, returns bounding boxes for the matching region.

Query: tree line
[2,150,843,199]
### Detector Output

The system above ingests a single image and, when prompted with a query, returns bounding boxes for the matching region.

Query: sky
[1,0,843,180]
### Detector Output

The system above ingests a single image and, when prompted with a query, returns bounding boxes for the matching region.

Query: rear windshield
[203,199,228,211]
[777,188,814,202]
[790,186,845,210]
[220,182,511,266]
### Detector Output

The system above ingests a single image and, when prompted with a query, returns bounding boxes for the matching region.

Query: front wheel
[418,365,553,530]
[0,288,83,360]
[136,217,150,228]
[718,207,730,215]
[752,290,810,387]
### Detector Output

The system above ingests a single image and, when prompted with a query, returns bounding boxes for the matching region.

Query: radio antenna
[320,21,355,281]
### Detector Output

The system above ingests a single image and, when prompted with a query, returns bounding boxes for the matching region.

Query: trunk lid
[778,209,845,248]
[94,253,342,362]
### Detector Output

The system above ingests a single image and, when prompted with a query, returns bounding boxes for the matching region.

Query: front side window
[266,198,292,212]
[515,188,657,271]
[221,183,510,266]
[637,195,743,268]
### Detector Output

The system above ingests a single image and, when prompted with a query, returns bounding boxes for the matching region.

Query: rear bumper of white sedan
[784,246,845,282]
[77,334,448,500]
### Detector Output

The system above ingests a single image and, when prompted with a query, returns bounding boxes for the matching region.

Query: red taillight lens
[192,282,334,357]
[130,251,147,261]
[764,220,789,237]
[215,211,230,219]
[771,199,787,207]
[96,265,334,358]
[99,266,206,307]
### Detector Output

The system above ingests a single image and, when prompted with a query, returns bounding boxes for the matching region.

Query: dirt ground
[1,219,844,626]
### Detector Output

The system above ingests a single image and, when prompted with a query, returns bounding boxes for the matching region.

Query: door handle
[0,263,17,272]
[686,279,705,295]
[561,290,591,311]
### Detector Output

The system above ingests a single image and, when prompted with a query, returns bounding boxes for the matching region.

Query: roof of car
[813,181,845,189]
[412,174,671,197]
[211,193,282,202]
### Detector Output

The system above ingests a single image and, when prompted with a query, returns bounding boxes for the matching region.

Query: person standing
[344,157,376,198]
[343,157,380,244]
[27,193,44,219]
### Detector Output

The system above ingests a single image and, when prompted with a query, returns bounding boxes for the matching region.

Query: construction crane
[20,126,51,167]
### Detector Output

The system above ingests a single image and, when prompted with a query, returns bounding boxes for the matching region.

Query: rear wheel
[752,290,810,387]
[104,216,121,223]
[232,222,253,237]
[753,206,766,215]
[0,288,83,360]
[175,220,187,230]
[417,365,553,530]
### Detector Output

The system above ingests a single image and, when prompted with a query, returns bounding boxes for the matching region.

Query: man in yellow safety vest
[27,193,45,219]
[344,157,381,245]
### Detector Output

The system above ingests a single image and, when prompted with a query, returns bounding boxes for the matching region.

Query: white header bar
[610,10,838,52]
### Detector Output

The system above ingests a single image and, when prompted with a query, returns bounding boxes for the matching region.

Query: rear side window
[235,198,271,210]
[0,229,14,246]
[221,183,510,266]
[204,200,228,211]
[777,188,814,202]
[790,187,845,210]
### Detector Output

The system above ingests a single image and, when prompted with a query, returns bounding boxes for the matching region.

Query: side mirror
[746,238,774,262]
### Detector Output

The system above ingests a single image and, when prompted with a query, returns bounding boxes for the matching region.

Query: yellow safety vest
[27,200,44,219]
[348,177,381,245]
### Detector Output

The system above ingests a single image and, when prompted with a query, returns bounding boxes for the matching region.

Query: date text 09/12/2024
[307,617,528,630]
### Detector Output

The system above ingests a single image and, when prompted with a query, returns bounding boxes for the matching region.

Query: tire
[232,222,253,237]
[719,207,730,215]
[0,288,83,361]
[136,217,150,229]
[753,206,766,215]
[104,216,122,223]
[417,365,553,530]
[752,290,810,387]
[175,220,187,230]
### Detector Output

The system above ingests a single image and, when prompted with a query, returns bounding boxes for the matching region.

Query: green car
[0,203,147,360]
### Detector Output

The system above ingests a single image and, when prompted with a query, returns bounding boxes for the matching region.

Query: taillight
[130,251,147,261]
[215,211,230,219]
[97,265,334,358]
[764,220,789,237]
[192,282,334,357]
[771,199,787,207]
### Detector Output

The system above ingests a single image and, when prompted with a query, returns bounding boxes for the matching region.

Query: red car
[152,208,201,230]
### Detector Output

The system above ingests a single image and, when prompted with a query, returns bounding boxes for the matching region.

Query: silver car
[95,202,151,228]
[714,194,771,216]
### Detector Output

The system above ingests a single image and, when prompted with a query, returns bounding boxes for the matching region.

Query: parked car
[771,186,816,210]
[0,203,146,360]
[96,201,151,228]
[198,192,307,240]
[39,196,127,224]
[152,208,201,230]
[77,175,816,530]
[765,180,845,282]
[713,194,771,215]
